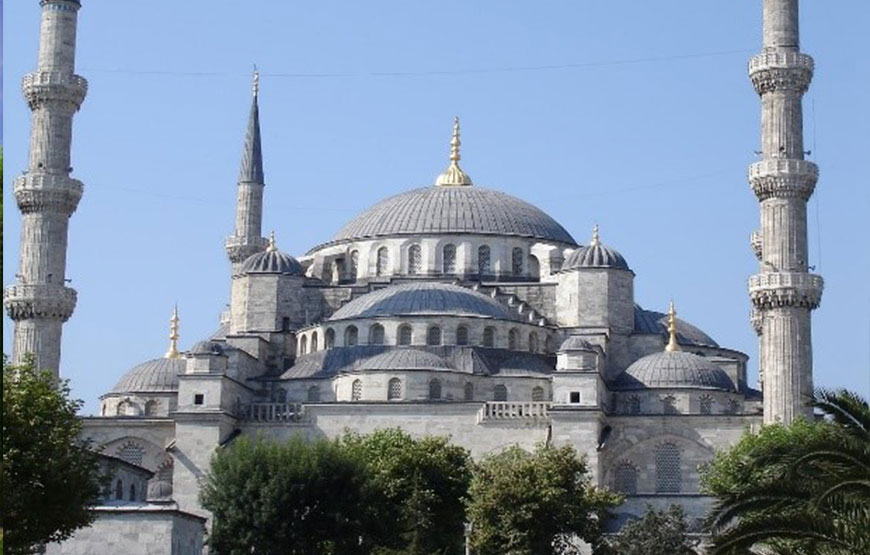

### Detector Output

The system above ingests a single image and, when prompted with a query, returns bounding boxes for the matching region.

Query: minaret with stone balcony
[748,0,823,424]
[4,0,88,378]
[225,70,268,276]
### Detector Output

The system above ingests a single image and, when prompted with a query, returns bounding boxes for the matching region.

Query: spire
[590,224,600,247]
[435,116,473,186]
[239,67,264,184]
[165,305,181,359]
[266,230,277,252]
[665,300,680,352]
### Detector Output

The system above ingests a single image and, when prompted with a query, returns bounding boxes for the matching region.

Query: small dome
[558,336,596,352]
[111,358,186,394]
[561,225,629,271]
[189,340,225,356]
[615,351,734,391]
[329,282,512,321]
[239,235,302,276]
[358,349,451,371]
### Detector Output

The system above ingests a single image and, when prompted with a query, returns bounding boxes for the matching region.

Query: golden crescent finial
[591,224,600,247]
[665,300,680,352]
[165,305,181,359]
[435,116,473,186]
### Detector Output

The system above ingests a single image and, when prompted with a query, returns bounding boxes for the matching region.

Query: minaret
[225,69,268,275]
[748,0,823,424]
[4,0,88,378]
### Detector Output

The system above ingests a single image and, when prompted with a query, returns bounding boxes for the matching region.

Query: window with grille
[325,328,335,348]
[532,386,545,402]
[662,395,677,415]
[427,326,442,346]
[629,395,641,414]
[483,327,495,347]
[429,379,442,400]
[398,325,412,346]
[369,324,385,345]
[456,325,469,345]
[144,400,159,417]
[408,244,422,275]
[376,247,389,276]
[117,443,144,466]
[508,329,519,350]
[528,332,538,353]
[443,244,457,274]
[388,378,402,400]
[464,382,474,401]
[478,245,491,276]
[512,247,523,276]
[307,386,320,402]
[494,384,508,401]
[345,326,358,346]
[351,379,363,401]
[656,443,681,493]
[350,251,359,280]
[699,394,713,415]
[614,462,638,495]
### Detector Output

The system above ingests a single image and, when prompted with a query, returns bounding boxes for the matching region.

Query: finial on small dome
[252,65,260,98]
[435,116,473,186]
[665,300,680,352]
[165,305,181,359]
[266,230,277,252]
[590,224,600,247]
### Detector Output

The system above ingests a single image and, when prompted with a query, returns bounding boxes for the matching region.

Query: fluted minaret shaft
[748,0,823,424]
[225,75,267,275]
[4,0,87,378]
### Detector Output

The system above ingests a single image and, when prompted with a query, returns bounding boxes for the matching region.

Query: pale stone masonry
[4,0,87,378]
[748,0,823,424]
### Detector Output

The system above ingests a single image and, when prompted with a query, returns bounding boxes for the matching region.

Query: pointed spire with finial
[435,116,473,186]
[165,305,181,359]
[239,66,264,184]
[266,230,277,252]
[665,300,680,352]
[590,224,601,247]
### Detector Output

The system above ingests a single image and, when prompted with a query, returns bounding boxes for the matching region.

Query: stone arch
[325,328,335,349]
[116,398,139,417]
[655,442,682,493]
[508,328,519,350]
[511,247,524,277]
[483,326,495,347]
[429,378,442,400]
[398,324,413,346]
[528,254,540,279]
[662,395,678,414]
[427,326,442,346]
[143,399,159,417]
[351,379,363,401]
[115,479,124,500]
[349,250,360,281]
[299,335,308,355]
[456,325,469,346]
[478,245,492,277]
[345,325,358,346]
[148,457,174,501]
[528,331,539,353]
[494,384,508,402]
[442,243,457,274]
[388,377,402,400]
[369,323,385,345]
[407,244,422,275]
[613,460,638,495]
[376,246,390,276]
[115,440,145,466]
[311,331,319,352]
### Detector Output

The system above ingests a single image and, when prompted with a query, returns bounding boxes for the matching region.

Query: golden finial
[435,116,473,186]
[252,66,260,97]
[590,224,600,247]
[165,305,181,359]
[266,230,277,252]
[665,300,680,352]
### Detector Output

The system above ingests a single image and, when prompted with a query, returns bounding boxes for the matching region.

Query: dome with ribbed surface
[111,358,186,394]
[633,306,719,347]
[562,244,629,271]
[358,349,451,371]
[239,248,302,275]
[322,186,576,247]
[330,282,512,321]
[615,351,734,391]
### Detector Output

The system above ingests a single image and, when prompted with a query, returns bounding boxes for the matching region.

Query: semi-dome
[239,234,303,276]
[189,340,225,356]
[615,351,734,391]
[558,336,596,352]
[561,227,629,271]
[322,185,576,247]
[330,282,513,321]
[111,358,186,394]
[633,306,719,348]
[358,349,450,371]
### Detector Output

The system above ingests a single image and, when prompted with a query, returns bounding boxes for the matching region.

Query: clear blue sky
[4,1,869,414]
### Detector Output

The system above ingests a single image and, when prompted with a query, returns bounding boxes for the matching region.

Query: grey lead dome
[239,248,303,276]
[615,351,734,391]
[111,358,186,394]
[562,243,629,271]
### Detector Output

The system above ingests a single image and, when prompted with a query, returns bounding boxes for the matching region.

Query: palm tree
[705,389,870,555]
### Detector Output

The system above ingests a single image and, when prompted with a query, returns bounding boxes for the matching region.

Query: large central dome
[327,185,576,246]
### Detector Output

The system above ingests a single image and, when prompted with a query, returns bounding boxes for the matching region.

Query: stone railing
[748,159,818,201]
[748,272,824,310]
[243,403,308,423]
[477,402,551,423]
[748,51,814,74]
[748,51,813,94]
[22,71,88,109]
[4,283,77,321]
[750,231,762,261]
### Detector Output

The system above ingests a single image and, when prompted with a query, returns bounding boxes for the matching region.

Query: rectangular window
[570,391,581,403]
[194,393,204,406]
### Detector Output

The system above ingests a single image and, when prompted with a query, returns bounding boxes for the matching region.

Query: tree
[703,389,870,555]
[341,428,472,555]
[606,504,697,555]
[200,435,369,555]
[1,356,104,554]
[466,444,621,555]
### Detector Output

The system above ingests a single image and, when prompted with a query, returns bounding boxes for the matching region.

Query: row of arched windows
[613,442,682,495]
[622,394,741,415]
[345,379,544,402]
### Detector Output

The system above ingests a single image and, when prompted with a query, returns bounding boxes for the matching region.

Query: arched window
[508,329,519,350]
[307,385,320,402]
[629,395,641,415]
[483,327,495,348]
[144,400,159,417]
[334,259,345,283]
[388,378,402,400]
[512,247,523,276]
[408,244,422,275]
[442,244,457,274]
[299,335,308,355]
[494,384,508,401]
[699,394,713,415]
[350,250,359,281]
[528,255,540,279]
[325,328,335,349]
[478,245,491,277]
[398,324,413,346]
[464,382,474,401]
[101,404,106,416]
[376,247,390,276]
[129,483,137,501]
[532,386,545,402]
[345,326,358,346]
[369,324,385,345]
[662,395,677,415]
[311,331,319,352]
[456,325,469,346]
[614,462,638,495]
[528,332,538,353]
[351,379,363,401]
[115,479,124,500]
[427,326,442,346]
[116,399,138,417]
[429,379,442,400]
[117,442,144,466]
[656,442,682,493]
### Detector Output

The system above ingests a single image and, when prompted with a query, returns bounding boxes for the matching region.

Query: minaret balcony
[750,230,762,261]
[225,235,269,264]
[748,272,823,310]
[13,173,83,215]
[22,71,87,110]
[4,283,77,321]
[748,159,818,201]
[748,51,813,94]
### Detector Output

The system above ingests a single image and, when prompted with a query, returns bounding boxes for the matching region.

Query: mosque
[5,1,823,553]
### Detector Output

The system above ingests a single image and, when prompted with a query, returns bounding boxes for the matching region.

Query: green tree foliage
[342,428,472,555]
[703,389,870,555]
[466,444,621,555]
[200,435,369,555]
[1,356,104,554]
[606,504,697,555]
